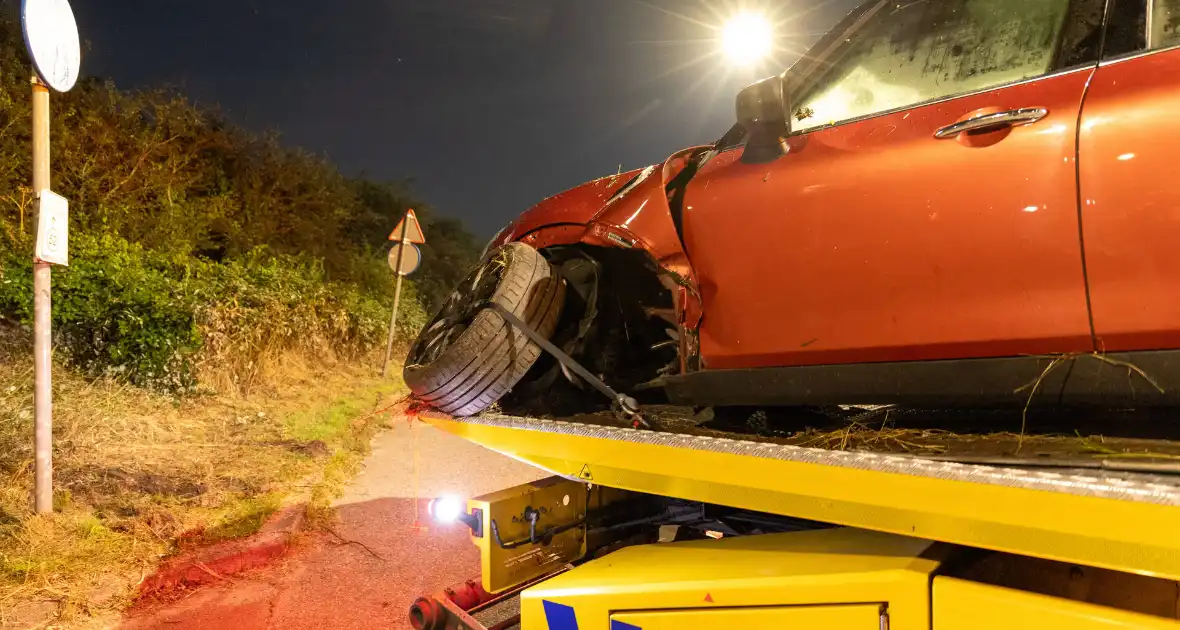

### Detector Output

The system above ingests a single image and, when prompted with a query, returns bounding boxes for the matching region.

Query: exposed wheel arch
[496,244,681,415]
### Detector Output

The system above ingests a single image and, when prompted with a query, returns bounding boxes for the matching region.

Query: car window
[792,0,1072,132]
[1151,0,1180,48]
[1103,0,1180,59]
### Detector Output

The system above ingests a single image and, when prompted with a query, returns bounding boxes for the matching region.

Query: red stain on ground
[137,533,291,596]
[136,505,305,597]
[122,498,480,630]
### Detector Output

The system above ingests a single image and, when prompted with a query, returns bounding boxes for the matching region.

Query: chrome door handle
[933,107,1049,139]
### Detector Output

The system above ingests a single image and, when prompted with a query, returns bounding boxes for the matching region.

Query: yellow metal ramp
[423,411,1180,580]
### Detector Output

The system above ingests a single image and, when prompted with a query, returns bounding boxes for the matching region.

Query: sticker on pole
[388,242,422,276]
[21,0,81,93]
[388,209,426,244]
[34,189,68,266]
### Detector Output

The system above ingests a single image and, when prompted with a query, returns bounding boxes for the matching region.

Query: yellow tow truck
[406,410,1180,630]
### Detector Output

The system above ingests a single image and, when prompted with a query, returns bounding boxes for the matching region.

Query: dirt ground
[120,419,546,630]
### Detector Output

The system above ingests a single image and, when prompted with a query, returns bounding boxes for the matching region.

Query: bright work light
[722,12,774,66]
[429,495,465,523]
[429,495,483,535]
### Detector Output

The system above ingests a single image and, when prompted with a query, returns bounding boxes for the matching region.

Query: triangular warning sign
[704,593,714,603]
[578,464,593,481]
[389,209,426,244]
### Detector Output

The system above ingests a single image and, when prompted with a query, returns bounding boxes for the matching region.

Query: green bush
[0,234,202,390]
[0,234,429,392]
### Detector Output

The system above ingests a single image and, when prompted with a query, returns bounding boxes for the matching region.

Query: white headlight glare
[429,495,465,524]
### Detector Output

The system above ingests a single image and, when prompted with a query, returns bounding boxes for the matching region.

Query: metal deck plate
[424,411,1180,580]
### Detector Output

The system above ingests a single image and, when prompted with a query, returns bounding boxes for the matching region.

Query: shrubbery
[0,233,428,391]
[0,4,467,391]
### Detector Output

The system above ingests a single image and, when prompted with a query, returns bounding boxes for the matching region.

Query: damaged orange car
[406,0,1180,418]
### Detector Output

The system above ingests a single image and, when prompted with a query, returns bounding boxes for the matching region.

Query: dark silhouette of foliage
[0,4,479,389]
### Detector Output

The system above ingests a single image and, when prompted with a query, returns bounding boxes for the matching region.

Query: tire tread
[404,243,565,417]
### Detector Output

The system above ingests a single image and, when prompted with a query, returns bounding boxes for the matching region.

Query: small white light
[1023,205,1039,213]
[1117,153,1136,161]
[430,495,465,524]
[722,13,774,66]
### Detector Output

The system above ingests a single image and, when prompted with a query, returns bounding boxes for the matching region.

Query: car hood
[490,166,652,247]
[487,144,711,254]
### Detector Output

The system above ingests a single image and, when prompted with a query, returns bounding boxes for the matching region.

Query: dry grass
[792,409,951,454]
[1014,353,1166,450]
[795,424,951,453]
[783,418,1180,464]
[1075,433,1180,460]
[195,299,366,397]
[0,348,406,626]
[656,406,1180,464]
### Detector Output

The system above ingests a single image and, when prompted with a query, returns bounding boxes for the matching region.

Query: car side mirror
[736,75,791,163]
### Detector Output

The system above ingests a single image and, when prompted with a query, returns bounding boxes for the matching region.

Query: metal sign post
[31,76,51,514]
[382,210,425,377]
[22,0,81,514]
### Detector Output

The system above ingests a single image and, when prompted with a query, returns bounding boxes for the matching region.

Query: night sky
[73,1,855,237]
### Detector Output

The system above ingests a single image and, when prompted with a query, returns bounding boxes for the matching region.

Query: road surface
[122,417,545,630]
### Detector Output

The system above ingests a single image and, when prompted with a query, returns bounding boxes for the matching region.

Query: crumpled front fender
[484,148,708,371]
[488,146,707,280]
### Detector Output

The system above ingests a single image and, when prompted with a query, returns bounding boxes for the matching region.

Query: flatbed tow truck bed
[414,407,1180,629]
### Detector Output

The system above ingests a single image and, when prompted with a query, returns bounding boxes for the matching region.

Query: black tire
[403,242,565,416]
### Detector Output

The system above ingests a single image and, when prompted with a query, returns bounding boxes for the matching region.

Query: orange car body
[485,0,1180,406]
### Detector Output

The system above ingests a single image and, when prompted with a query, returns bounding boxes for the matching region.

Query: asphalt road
[122,417,546,630]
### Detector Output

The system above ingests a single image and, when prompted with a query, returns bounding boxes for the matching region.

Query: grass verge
[0,351,405,626]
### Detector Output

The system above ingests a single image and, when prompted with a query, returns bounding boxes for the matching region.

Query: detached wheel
[404,242,566,416]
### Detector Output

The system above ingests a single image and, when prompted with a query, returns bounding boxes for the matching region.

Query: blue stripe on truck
[542,600,579,630]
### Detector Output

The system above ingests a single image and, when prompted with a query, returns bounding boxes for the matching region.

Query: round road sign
[21,0,81,93]
[388,242,422,276]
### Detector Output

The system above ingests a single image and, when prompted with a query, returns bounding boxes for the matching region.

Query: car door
[681,0,1104,371]
[1078,0,1180,352]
